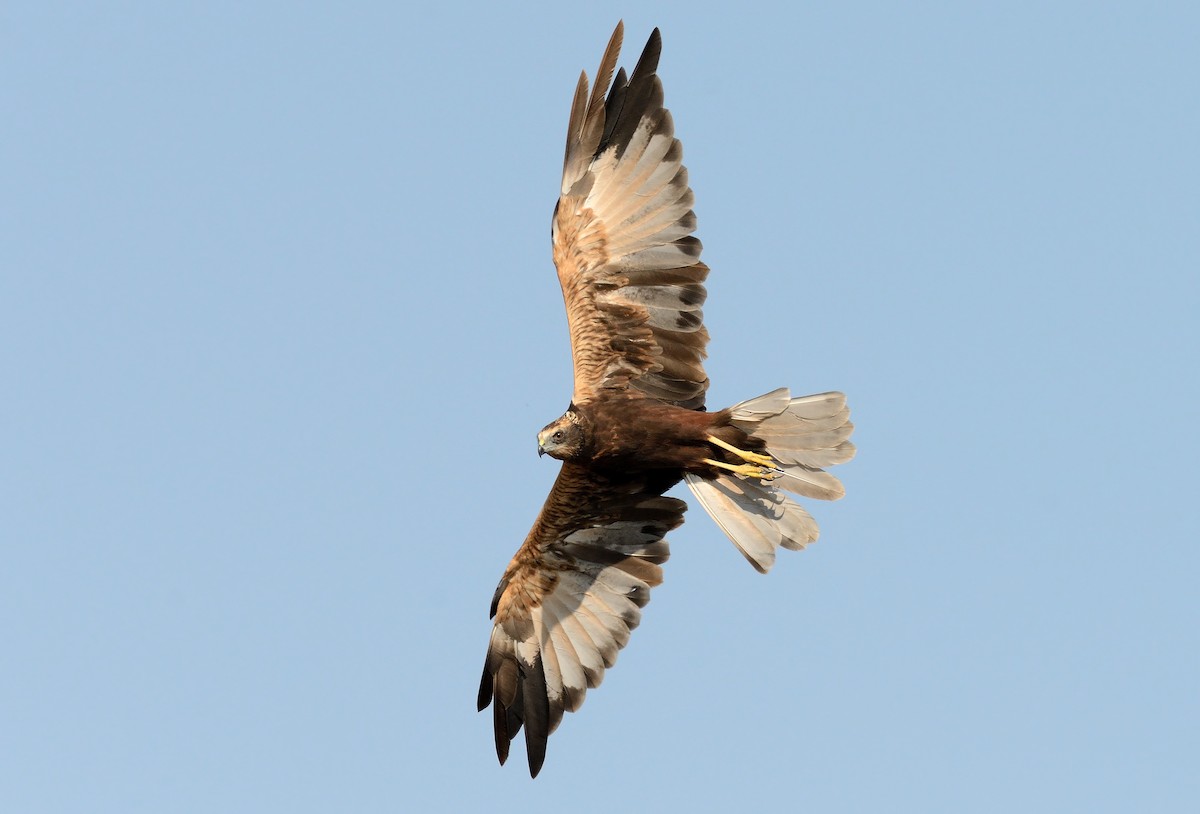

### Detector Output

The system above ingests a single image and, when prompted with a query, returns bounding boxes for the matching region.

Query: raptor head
[537,410,586,461]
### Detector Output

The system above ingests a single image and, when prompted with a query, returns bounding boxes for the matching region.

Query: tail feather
[775,467,846,501]
[726,387,791,419]
[684,473,819,573]
[688,388,854,571]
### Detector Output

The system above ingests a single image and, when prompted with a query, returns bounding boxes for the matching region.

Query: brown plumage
[478,22,856,777]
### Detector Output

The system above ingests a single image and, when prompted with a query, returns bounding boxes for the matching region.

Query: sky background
[3,1,1197,811]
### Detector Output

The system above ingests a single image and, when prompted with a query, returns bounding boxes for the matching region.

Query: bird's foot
[702,458,783,481]
[705,435,776,468]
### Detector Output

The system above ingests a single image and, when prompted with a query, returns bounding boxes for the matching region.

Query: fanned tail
[686,388,855,572]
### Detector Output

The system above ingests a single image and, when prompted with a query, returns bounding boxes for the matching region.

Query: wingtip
[528,754,545,779]
[641,28,663,72]
[476,669,492,712]
[524,730,548,778]
[491,699,510,765]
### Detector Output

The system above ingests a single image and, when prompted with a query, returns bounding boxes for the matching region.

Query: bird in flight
[477,22,855,777]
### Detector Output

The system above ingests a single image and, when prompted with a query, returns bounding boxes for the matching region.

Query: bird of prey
[477,22,855,777]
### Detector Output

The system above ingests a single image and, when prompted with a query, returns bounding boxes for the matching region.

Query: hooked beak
[537,433,546,457]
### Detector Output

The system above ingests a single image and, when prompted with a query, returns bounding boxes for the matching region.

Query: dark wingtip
[477,666,493,712]
[493,698,511,765]
[637,28,663,77]
[527,731,546,778]
[522,658,550,778]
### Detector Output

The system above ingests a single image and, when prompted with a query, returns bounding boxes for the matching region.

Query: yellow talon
[702,458,782,481]
[706,435,776,468]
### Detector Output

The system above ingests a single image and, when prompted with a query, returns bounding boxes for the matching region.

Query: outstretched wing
[553,23,710,410]
[477,463,686,777]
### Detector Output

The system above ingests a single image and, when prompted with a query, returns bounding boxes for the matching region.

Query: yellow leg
[702,458,782,481]
[706,435,776,468]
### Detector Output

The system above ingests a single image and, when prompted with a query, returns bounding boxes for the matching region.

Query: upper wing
[553,23,710,410]
[477,462,686,777]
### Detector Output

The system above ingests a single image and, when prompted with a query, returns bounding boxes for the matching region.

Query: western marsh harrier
[478,22,855,777]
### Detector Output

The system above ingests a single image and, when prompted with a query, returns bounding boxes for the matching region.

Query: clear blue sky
[3,2,1197,811]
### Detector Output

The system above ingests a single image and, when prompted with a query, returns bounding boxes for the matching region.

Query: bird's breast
[580,398,714,471]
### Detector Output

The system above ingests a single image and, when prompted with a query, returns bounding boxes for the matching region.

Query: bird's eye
[553,430,565,442]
